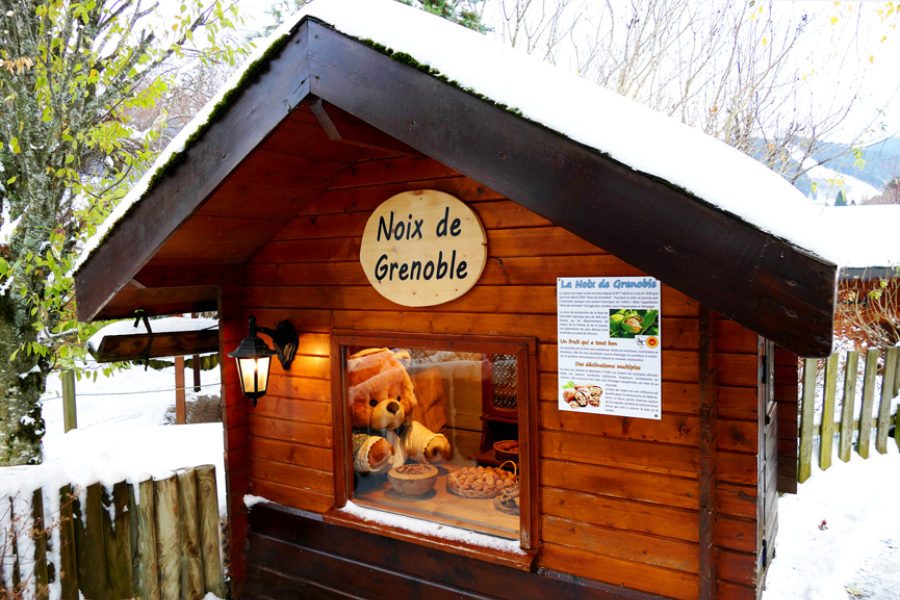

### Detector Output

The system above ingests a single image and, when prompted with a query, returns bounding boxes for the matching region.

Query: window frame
[329,329,539,553]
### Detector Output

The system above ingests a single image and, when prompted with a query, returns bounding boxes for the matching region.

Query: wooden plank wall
[238,155,765,600]
[220,282,252,582]
[714,319,765,600]
[774,347,799,494]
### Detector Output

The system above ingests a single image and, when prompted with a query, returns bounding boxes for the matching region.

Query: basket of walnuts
[446,462,518,499]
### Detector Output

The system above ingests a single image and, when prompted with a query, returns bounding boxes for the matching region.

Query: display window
[331,331,537,549]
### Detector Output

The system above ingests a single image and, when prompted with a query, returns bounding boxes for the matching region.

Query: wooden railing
[1,464,226,600]
[799,347,900,482]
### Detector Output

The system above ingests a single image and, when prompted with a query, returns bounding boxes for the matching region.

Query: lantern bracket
[257,320,298,370]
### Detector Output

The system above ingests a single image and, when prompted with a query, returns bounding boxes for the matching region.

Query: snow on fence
[0,464,226,600]
[799,346,900,482]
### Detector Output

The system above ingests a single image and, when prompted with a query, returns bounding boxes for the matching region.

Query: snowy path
[763,444,900,600]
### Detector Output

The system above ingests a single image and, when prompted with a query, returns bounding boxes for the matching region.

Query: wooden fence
[799,346,900,482]
[1,464,226,600]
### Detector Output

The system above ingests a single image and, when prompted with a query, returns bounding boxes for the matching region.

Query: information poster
[557,277,662,420]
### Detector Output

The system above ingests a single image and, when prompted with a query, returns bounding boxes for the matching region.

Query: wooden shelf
[353,464,519,541]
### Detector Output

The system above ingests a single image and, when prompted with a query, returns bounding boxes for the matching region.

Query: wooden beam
[62,370,77,433]
[94,329,219,363]
[310,97,423,157]
[307,22,836,357]
[698,306,718,600]
[74,25,312,322]
[175,356,186,425]
[93,285,219,321]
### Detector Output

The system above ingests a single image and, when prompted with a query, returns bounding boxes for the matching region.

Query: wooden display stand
[470,355,519,467]
[354,465,519,540]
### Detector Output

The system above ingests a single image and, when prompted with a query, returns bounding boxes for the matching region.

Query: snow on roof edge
[821,206,900,269]
[75,0,841,276]
[72,16,307,275]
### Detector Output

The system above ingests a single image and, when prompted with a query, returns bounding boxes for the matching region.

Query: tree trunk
[0,295,46,465]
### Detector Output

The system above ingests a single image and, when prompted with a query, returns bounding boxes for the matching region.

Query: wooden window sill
[323,506,537,571]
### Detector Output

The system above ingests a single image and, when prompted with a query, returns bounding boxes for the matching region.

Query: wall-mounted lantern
[228,315,298,406]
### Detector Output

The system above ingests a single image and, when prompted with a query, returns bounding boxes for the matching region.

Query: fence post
[102,482,133,598]
[799,358,817,483]
[177,468,204,600]
[155,475,181,600]
[62,370,77,433]
[838,350,859,463]
[175,357,186,425]
[819,353,838,469]
[858,348,880,459]
[74,483,109,600]
[58,485,78,600]
[895,355,900,452]
[875,347,899,454]
[196,465,226,597]
[31,489,49,600]
[129,479,160,600]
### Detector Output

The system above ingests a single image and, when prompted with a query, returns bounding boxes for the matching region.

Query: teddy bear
[348,347,451,475]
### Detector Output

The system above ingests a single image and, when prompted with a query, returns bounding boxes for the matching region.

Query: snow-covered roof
[87,316,218,353]
[74,0,840,273]
[820,205,900,269]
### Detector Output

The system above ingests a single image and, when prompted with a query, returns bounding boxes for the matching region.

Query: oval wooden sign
[360,190,487,307]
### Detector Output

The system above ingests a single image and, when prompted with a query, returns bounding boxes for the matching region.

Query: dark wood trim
[840,266,897,281]
[698,306,718,600]
[330,336,350,509]
[307,21,836,358]
[92,285,219,320]
[74,25,312,322]
[329,329,538,553]
[94,329,219,362]
[323,508,537,571]
[246,503,672,600]
[521,341,540,551]
[757,338,777,591]
[77,18,836,359]
[331,329,537,356]
[309,97,422,157]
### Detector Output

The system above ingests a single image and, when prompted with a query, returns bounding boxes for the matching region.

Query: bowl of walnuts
[387,463,439,497]
[493,439,519,462]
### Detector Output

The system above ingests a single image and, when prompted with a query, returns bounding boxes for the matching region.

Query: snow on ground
[0,362,225,516]
[0,362,224,598]
[764,443,900,600]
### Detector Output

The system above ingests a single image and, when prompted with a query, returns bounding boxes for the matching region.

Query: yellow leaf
[763,36,767,45]
[831,16,838,25]
[881,35,887,43]
[869,55,874,63]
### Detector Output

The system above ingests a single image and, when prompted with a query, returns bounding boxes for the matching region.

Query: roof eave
[76,19,837,357]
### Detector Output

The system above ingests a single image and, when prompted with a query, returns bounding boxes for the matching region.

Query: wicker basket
[446,462,518,499]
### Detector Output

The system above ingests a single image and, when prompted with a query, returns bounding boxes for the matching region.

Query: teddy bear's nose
[386,401,400,414]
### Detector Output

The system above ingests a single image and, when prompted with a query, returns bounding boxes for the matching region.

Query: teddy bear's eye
[369,399,378,407]
[396,396,401,402]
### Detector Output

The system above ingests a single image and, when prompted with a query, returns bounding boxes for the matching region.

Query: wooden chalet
[74,2,838,599]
